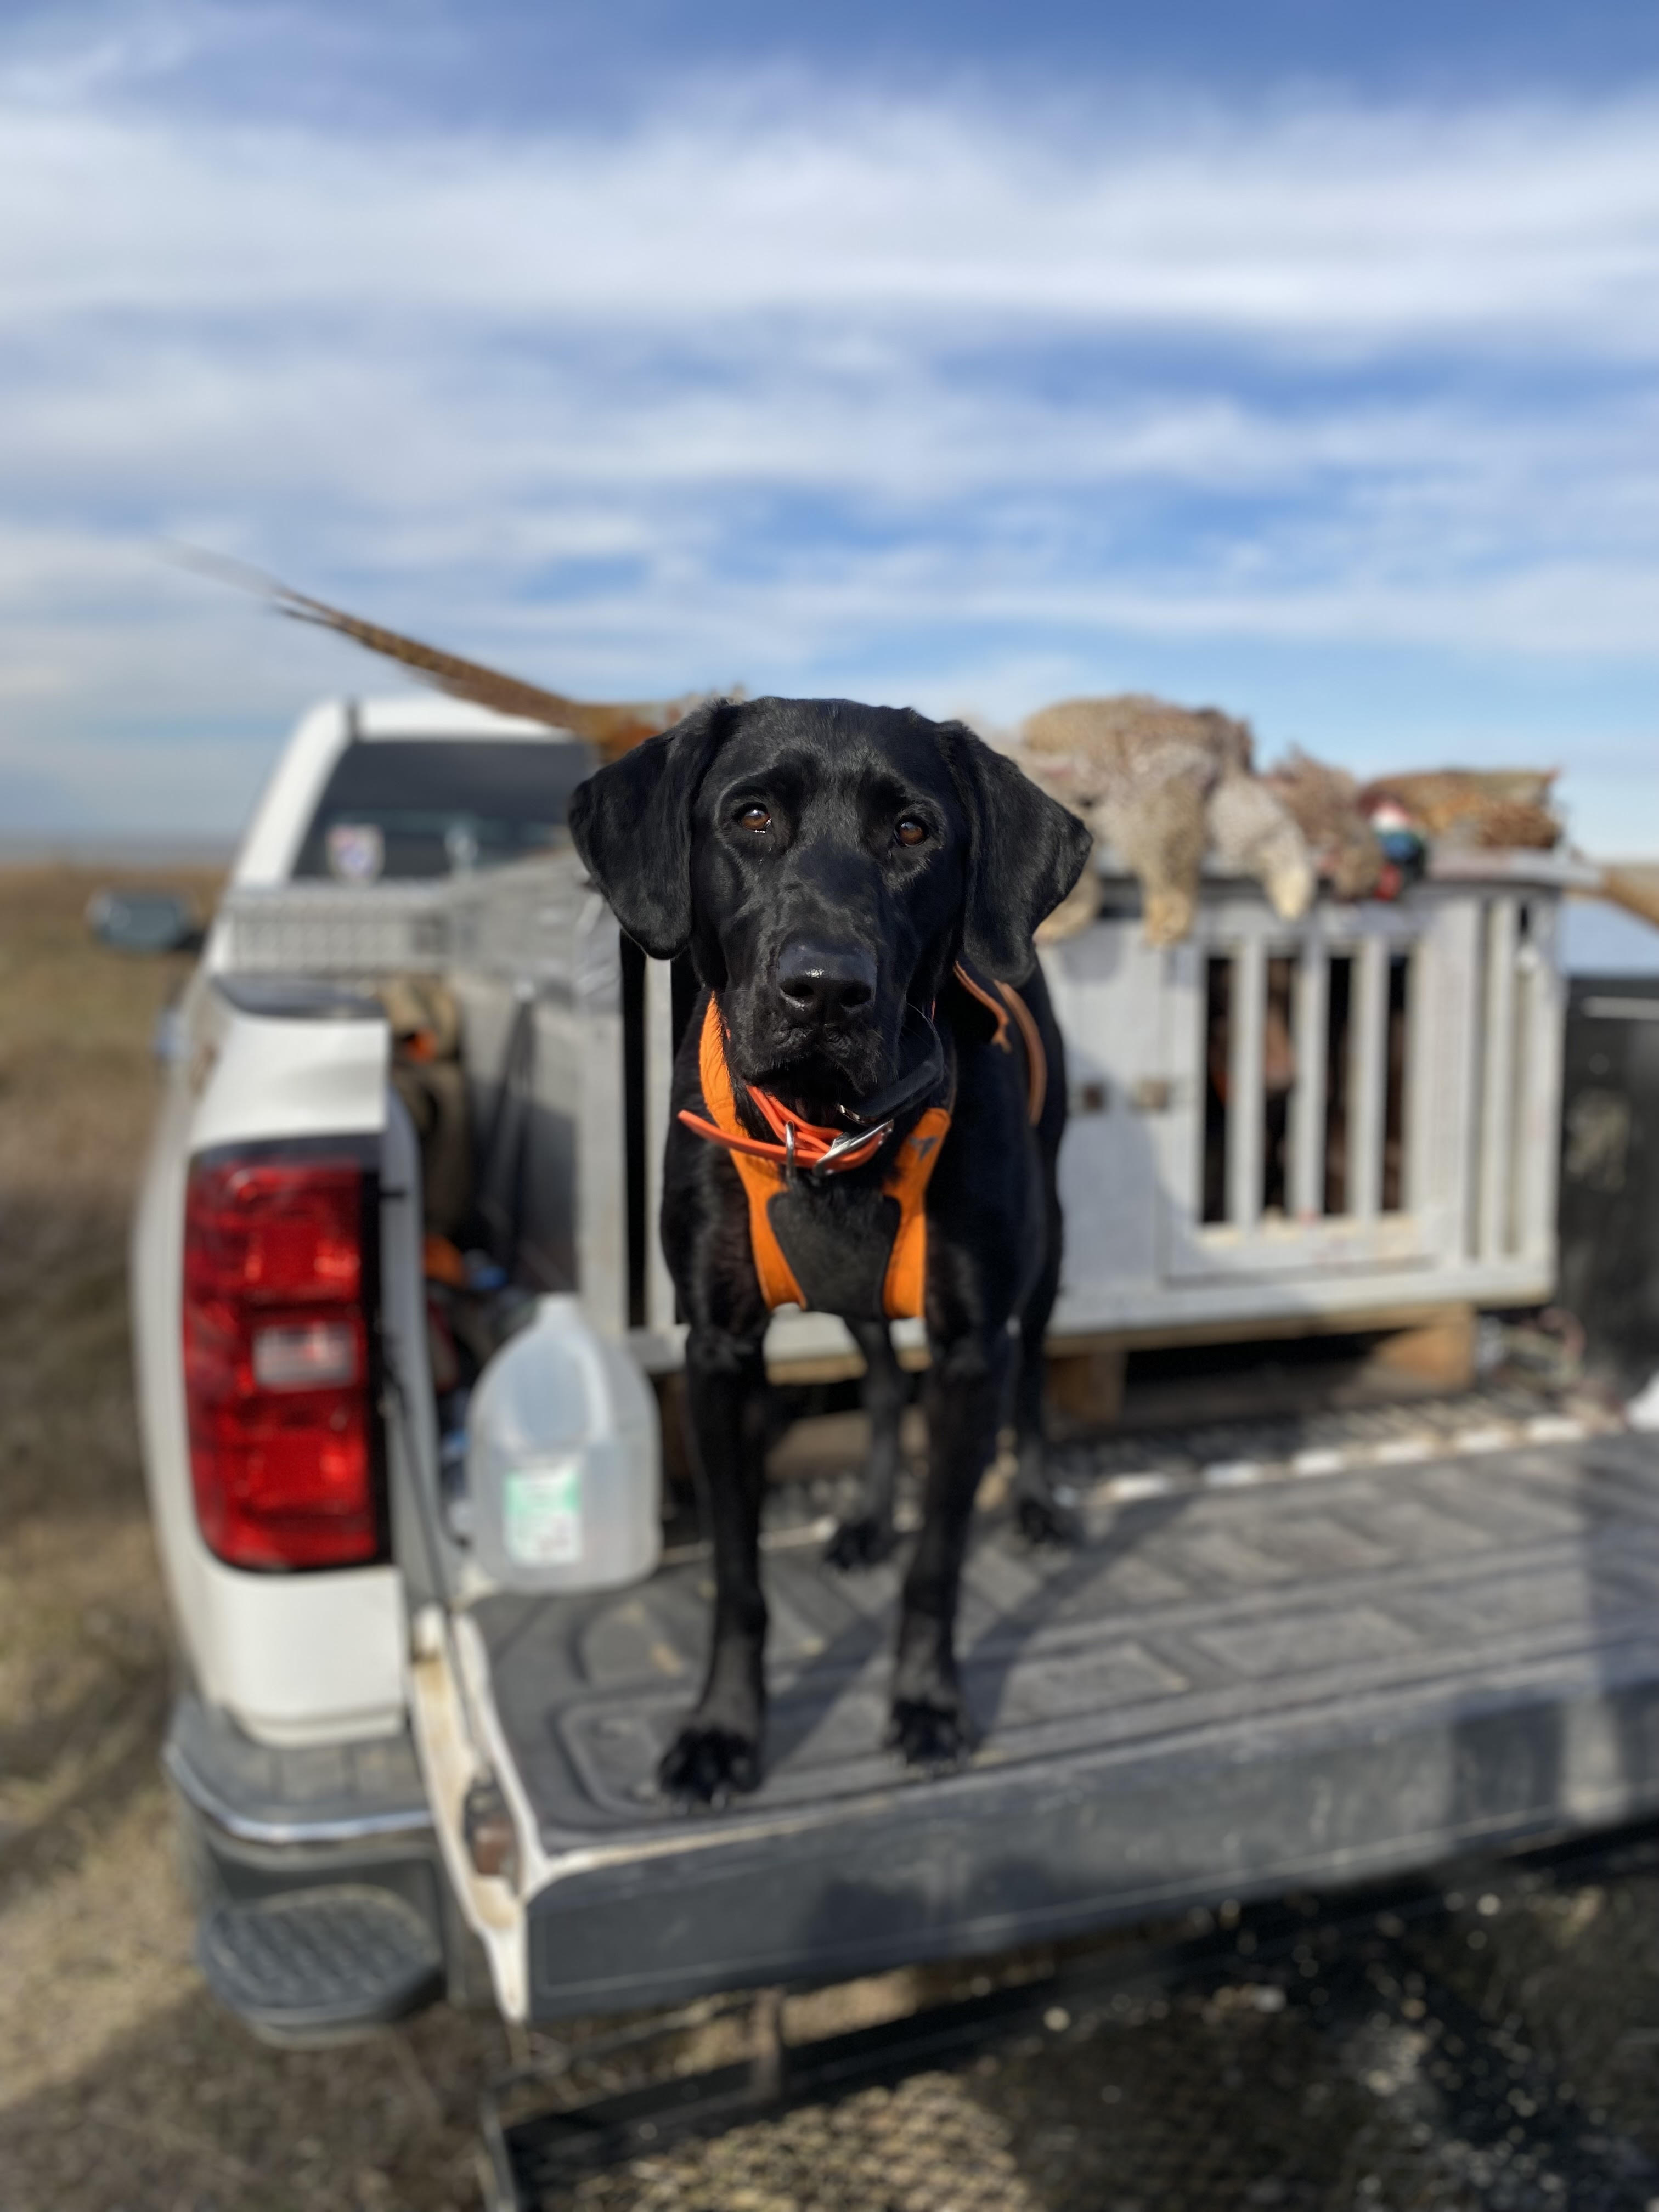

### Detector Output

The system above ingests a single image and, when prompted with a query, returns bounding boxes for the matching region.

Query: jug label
[504,1460,583,1566]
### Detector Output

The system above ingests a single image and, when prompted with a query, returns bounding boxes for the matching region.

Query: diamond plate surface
[478,1434,1659,1851]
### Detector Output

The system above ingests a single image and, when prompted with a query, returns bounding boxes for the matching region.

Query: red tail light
[183,1150,385,1570]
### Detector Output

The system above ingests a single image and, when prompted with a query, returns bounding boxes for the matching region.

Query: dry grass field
[0,872,1046,2210]
[0,866,505,2212]
[9,861,1659,2212]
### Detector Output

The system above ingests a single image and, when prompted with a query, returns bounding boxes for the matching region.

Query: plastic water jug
[466,1296,662,1594]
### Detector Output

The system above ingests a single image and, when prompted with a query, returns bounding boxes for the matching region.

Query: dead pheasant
[1357,768,1561,851]
[1263,749,1386,900]
[1020,693,1314,946]
[179,551,707,759]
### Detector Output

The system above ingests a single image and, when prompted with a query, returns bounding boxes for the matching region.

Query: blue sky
[3,1,1659,850]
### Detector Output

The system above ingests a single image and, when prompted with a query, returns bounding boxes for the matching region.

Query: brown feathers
[184,556,1574,923]
[1264,749,1386,899]
[1020,694,1313,946]
[179,551,705,759]
[1024,691,1256,775]
[1598,866,1659,933]
[1358,769,1560,850]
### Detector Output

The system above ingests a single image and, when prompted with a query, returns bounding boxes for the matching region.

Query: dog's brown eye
[894,816,929,848]
[737,804,771,834]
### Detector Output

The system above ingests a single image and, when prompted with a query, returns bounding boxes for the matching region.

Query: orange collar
[676,1024,891,1179]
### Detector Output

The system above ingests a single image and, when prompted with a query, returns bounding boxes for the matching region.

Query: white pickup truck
[115,687,1659,2056]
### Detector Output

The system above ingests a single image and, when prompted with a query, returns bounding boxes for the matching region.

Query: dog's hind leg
[888,1326,1009,1771]
[1011,975,1081,1547]
[658,1324,771,1809]
[1009,1204,1079,1547]
[825,1319,905,1569]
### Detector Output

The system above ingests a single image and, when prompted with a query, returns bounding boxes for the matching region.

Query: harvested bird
[1358,769,1560,852]
[1263,748,1386,900]
[177,551,707,759]
[1020,693,1314,946]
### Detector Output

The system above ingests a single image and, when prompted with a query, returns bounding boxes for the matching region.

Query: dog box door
[1048,876,1565,1334]
[1158,895,1436,1283]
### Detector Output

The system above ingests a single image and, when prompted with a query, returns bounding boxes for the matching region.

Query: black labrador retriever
[570,695,1092,1804]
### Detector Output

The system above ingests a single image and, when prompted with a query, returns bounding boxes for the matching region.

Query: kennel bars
[216,849,1585,1370]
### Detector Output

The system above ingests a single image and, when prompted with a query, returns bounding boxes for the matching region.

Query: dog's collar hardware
[676,1080,892,1181]
[804,1119,895,1181]
[832,1007,945,1132]
[676,1002,940,1182]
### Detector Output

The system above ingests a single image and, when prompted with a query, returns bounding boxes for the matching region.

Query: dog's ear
[943,725,1095,983]
[568,700,732,959]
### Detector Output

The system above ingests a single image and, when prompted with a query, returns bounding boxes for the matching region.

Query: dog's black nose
[777,943,877,1025]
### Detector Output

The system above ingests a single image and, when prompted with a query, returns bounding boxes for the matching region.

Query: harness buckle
[807,1119,894,1183]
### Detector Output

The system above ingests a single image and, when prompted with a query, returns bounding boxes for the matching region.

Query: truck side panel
[133,975,408,1743]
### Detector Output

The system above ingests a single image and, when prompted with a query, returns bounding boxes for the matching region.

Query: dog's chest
[765,1181,903,1323]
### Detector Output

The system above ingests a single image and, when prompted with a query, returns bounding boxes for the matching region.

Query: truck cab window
[291,738,597,882]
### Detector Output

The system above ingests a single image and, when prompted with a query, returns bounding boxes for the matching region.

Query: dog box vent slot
[1201,956,1231,1225]
[1322,953,1354,1216]
[1262,955,1297,1218]
[1383,952,1412,1215]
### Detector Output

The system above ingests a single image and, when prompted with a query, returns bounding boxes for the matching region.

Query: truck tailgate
[469,1426,1659,2021]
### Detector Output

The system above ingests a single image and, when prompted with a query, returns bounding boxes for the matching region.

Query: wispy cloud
[8,90,1659,341]
[2,13,1658,845]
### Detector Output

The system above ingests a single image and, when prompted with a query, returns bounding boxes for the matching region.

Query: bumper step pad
[199,1884,443,2044]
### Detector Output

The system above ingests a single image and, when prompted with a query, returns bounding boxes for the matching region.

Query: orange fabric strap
[879,1104,952,1318]
[681,997,951,1319]
[949,962,1046,1124]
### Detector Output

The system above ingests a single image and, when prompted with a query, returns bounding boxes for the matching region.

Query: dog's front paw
[825,1513,896,1570]
[886,1696,977,1775]
[658,1723,761,1810]
[1015,1489,1082,1548]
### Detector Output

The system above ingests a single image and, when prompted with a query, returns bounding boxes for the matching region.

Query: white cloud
[5,89,1659,343]
[2,30,1658,840]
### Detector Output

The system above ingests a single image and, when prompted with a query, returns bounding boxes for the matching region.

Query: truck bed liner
[475,1430,1659,2020]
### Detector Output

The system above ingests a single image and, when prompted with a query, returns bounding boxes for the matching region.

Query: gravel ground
[5,862,1659,2212]
[519,1854,1659,2212]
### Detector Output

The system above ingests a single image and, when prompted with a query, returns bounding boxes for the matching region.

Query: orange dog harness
[677,967,1044,1322]
[681,995,950,1318]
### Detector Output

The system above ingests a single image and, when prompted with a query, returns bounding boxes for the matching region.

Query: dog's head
[569,696,1092,1102]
